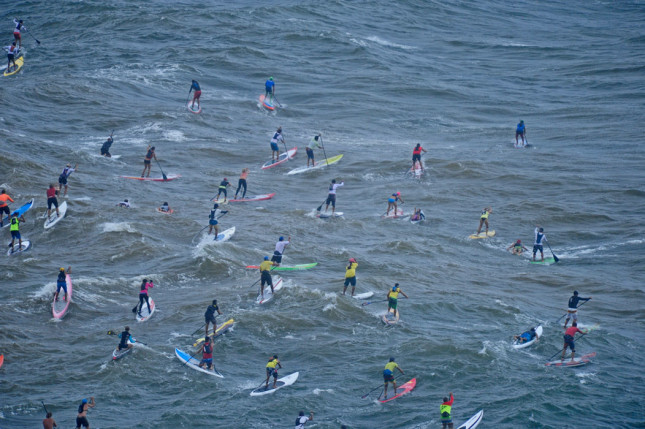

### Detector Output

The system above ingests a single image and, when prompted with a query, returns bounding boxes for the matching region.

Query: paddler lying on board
[306,134,322,167]
[507,239,528,255]
[475,207,492,236]
[410,208,425,221]
[386,192,404,216]
[159,202,171,213]
[382,357,404,399]
[513,327,537,344]
[54,266,71,302]
[387,283,408,319]
[260,257,277,299]
[265,354,282,389]
[117,199,130,208]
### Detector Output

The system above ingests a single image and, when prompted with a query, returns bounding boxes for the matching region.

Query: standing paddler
[259,256,277,299]
[382,357,404,399]
[563,291,591,329]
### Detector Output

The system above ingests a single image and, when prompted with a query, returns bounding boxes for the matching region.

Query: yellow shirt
[345,262,358,278]
[384,361,399,372]
[266,358,279,369]
[260,260,273,272]
[389,287,401,300]
[480,210,490,219]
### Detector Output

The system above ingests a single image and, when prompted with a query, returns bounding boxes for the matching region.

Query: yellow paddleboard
[469,230,496,239]
[192,318,235,346]
[4,56,24,77]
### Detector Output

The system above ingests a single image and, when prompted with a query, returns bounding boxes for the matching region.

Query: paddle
[283,141,289,162]
[546,241,559,263]
[41,401,49,415]
[546,332,588,362]
[361,299,388,307]
[26,28,40,45]
[192,323,207,336]
[315,198,327,212]
[191,225,209,245]
[155,159,168,181]
[184,88,191,108]
[273,95,283,107]
[320,135,329,166]
[107,330,147,345]
[249,265,279,288]
[556,299,590,323]
[361,374,403,399]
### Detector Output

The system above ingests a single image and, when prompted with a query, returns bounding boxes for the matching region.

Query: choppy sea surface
[1,1,644,428]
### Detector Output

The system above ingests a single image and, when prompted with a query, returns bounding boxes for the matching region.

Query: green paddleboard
[530,257,556,265]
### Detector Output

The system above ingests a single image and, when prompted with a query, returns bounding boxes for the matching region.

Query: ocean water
[1,1,644,428]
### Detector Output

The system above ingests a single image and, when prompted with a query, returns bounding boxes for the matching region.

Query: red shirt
[47,188,57,198]
[565,326,583,337]
[413,146,424,155]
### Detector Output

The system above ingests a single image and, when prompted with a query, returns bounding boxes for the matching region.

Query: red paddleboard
[156,208,174,215]
[187,101,202,114]
[120,174,181,182]
[229,193,276,202]
[0,354,4,369]
[259,94,275,111]
[52,274,73,319]
[261,148,297,170]
[379,378,416,403]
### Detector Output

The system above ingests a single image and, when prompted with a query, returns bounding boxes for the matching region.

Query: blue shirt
[516,123,525,133]
[265,80,275,92]
[191,81,200,91]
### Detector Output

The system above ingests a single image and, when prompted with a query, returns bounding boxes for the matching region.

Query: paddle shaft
[249,265,278,288]
[361,299,388,306]
[546,241,559,262]
[273,95,283,107]
[320,135,329,166]
[41,401,49,415]
[26,28,40,44]
[547,332,588,361]
[556,299,589,322]
[361,374,404,399]
[155,159,168,181]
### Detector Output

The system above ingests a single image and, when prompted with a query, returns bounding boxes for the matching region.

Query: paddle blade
[552,253,560,263]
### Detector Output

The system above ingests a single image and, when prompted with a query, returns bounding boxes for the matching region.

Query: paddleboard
[545,352,596,367]
[210,197,229,204]
[156,207,174,215]
[530,257,556,265]
[257,277,283,304]
[382,208,404,219]
[409,161,423,178]
[261,147,297,170]
[52,274,73,319]
[0,354,3,369]
[378,378,416,403]
[250,372,299,396]
[7,240,31,256]
[245,262,317,271]
[136,298,155,322]
[381,308,400,325]
[513,141,531,149]
[175,347,224,378]
[3,56,24,77]
[317,211,344,219]
[259,94,275,111]
[120,174,181,182]
[229,193,276,202]
[44,201,68,229]
[352,291,374,299]
[410,211,426,224]
[469,230,496,239]
[192,319,236,346]
[512,325,543,349]
[1,199,34,227]
[285,154,344,175]
[112,337,136,361]
[186,101,202,114]
[457,410,484,429]
[213,226,235,243]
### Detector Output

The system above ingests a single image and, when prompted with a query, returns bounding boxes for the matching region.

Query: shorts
[271,251,283,264]
[199,357,212,365]
[8,53,15,61]
[100,147,110,155]
[306,147,314,159]
[533,244,543,253]
[388,198,396,204]
[261,272,273,287]
[47,197,59,210]
[388,298,398,310]
[516,131,525,137]
[76,416,90,428]
[144,159,151,165]
[57,281,67,294]
[205,314,216,324]
[58,175,68,185]
[441,418,453,424]
[383,370,394,382]
[412,154,421,162]
[0,205,9,215]
[344,276,356,287]
[193,90,202,98]
[270,142,279,151]
[209,219,218,226]
[266,367,277,378]
[10,231,20,239]
[567,310,578,321]
[564,334,575,351]
[325,194,336,207]
[13,32,21,40]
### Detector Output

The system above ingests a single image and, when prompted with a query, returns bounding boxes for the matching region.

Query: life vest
[58,272,66,282]
[203,342,213,359]
[10,217,19,231]
[266,358,279,369]
[440,403,452,420]
[413,146,422,155]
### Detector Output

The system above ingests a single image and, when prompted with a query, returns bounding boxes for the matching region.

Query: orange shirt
[0,194,14,207]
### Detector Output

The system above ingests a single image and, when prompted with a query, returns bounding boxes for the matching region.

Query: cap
[213,203,219,209]
[212,299,217,305]
[349,258,356,263]
[389,357,395,362]
[273,354,278,359]
[163,202,168,205]
[396,192,401,196]
[82,398,88,404]
[573,291,578,295]
[60,267,65,271]
[269,77,273,81]
[264,256,269,260]
[125,326,130,331]
[516,239,521,243]
[539,227,544,232]
[223,178,227,181]
[279,236,284,241]
[392,286,397,291]
[299,411,305,416]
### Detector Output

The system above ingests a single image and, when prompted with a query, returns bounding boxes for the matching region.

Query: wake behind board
[1,199,34,227]
[317,211,343,219]
[378,378,416,403]
[175,348,224,378]
[186,101,202,114]
[44,201,68,229]
[229,193,276,202]
[457,410,484,429]
[261,147,297,169]
[259,94,275,111]
[193,319,236,346]
[3,56,24,77]
[469,230,496,239]
[245,262,317,271]
[381,308,400,325]
[257,277,283,304]
[530,257,556,265]
[512,325,543,349]
[285,154,344,175]
[120,174,181,182]
[52,274,73,319]
[408,161,423,178]
[545,352,596,368]
[250,372,299,396]
[136,298,155,322]
[7,240,31,256]
[352,291,374,299]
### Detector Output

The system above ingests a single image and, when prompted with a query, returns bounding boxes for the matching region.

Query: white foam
[101,222,137,233]
[313,388,334,395]
[366,36,415,50]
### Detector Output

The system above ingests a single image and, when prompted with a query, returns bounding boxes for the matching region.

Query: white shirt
[275,240,289,254]
[270,132,284,144]
[534,227,547,245]
[295,416,309,429]
[328,182,344,195]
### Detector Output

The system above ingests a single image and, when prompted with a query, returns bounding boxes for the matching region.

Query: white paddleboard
[512,325,543,349]
[317,211,344,219]
[44,201,68,229]
[250,372,299,396]
[175,348,224,378]
[381,308,400,325]
[352,292,374,299]
[382,208,404,219]
[457,410,484,429]
[213,226,235,242]
[257,277,283,304]
[7,240,31,256]
[136,298,155,322]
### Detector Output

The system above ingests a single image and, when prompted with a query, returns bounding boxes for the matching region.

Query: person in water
[137,278,153,316]
[533,225,548,262]
[204,299,222,337]
[386,192,404,216]
[515,120,526,146]
[265,354,282,389]
[382,357,404,399]
[295,410,314,429]
[198,336,214,370]
[561,322,587,362]
[46,184,60,219]
[343,258,358,296]
[5,41,18,72]
[216,177,231,202]
[117,326,133,351]
[54,266,71,302]
[387,283,408,319]
[411,143,427,171]
[475,207,492,235]
[440,392,454,429]
[324,179,344,215]
[100,134,113,157]
[271,236,290,266]
[117,199,130,208]
[410,208,425,221]
[75,397,95,429]
[306,134,322,167]
[141,145,156,178]
[208,203,228,236]
[564,291,592,329]
[8,212,26,253]
[507,239,528,255]
[159,202,171,213]
[265,77,275,101]
[12,19,26,49]
[260,256,277,299]
[514,327,537,344]
[234,168,249,200]
[270,127,284,162]
[189,80,201,110]
[0,189,14,227]
[43,410,58,429]
[58,163,77,197]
